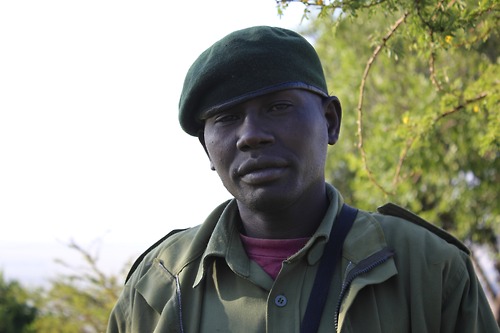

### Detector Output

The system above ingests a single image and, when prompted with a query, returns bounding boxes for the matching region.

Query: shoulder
[343,202,468,265]
[375,203,469,254]
[125,200,232,284]
[361,203,471,270]
[355,203,476,295]
[349,202,470,273]
[125,226,201,284]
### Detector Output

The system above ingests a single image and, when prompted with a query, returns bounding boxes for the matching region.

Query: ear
[323,96,342,145]
[198,131,216,171]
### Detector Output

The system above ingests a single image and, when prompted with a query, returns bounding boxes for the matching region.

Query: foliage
[0,272,37,333]
[278,0,500,315]
[30,241,126,333]
[1,241,128,333]
[278,0,499,244]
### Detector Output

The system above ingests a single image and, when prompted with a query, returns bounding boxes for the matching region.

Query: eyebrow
[199,88,310,121]
[199,107,236,121]
[199,108,222,121]
[198,87,295,121]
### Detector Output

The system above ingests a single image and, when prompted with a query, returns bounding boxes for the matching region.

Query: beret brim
[178,26,329,136]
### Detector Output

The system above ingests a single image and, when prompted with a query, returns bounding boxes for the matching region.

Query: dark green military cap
[178,26,330,136]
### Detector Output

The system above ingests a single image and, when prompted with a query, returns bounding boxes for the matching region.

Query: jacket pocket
[136,258,180,315]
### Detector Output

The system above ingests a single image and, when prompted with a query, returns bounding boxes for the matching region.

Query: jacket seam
[441,251,468,305]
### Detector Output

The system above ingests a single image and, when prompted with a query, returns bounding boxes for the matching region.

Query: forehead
[200,89,322,120]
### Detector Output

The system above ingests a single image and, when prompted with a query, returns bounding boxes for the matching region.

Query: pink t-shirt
[240,234,309,279]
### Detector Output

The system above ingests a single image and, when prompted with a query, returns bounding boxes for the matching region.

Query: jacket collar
[193,183,347,287]
[193,200,249,287]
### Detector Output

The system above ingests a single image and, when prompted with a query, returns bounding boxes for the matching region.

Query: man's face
[202,89,340,213]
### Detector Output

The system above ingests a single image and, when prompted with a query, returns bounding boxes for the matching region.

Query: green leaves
[0,272,37,333]
[29,241,127,333]
[288,0,499,244]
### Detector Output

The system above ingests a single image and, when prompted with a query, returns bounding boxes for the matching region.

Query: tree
[278,0,499,315]
[0,272,37,333]
[30,241,126,333]
[278,0,498,243]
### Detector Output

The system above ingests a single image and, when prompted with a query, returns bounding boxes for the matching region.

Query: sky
[0,0,310,286]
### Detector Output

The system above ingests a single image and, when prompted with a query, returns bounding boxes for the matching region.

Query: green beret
[178,26,329,136]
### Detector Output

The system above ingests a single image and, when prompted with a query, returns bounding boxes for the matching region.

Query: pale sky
[0,1,311,285]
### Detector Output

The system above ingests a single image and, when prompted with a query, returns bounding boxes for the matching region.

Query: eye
[268,102,292,113]
[213,113,240,124]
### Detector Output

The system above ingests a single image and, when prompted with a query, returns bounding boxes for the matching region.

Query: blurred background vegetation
[285,0,499,246]
[1,0,498,331]
[280,0,499,321]
[0,242,126,333]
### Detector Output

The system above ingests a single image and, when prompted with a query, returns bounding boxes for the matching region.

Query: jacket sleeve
[440,251,499,333]
[106,294,129,333]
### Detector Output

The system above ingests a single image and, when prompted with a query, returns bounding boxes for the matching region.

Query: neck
[237,186,329,239]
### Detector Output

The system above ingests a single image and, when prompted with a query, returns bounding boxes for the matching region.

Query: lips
[236,158,288,184]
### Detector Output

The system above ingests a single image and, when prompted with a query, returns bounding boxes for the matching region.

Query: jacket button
[274,295,287,307]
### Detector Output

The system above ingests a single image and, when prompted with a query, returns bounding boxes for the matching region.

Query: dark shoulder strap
[300,204,358,333]
[125,228,187,284]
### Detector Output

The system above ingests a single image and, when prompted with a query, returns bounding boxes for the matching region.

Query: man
[107,26,499,332]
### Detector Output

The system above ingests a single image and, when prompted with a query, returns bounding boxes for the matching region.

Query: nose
[236,114,274,151]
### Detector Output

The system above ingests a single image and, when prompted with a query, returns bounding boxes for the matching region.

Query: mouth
[236,158,288,185]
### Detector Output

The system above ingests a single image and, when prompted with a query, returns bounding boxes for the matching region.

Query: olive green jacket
[107,184,499,333]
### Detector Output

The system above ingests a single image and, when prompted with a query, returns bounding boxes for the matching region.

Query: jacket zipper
[334,247,395,332]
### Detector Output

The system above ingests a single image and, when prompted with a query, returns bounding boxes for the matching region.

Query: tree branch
[435,92,488,122]
[357,12,409,195]
[391,92,488,187]
[392,135,418,187]
[428,32,443,91]
[277,0,386,11]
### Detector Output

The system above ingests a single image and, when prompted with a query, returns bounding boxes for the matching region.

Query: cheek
[290,117,329,148]
[295,127,329,167]
[205,138,232,170]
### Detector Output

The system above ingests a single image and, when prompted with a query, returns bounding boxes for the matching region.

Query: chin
[238,190,297,213]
